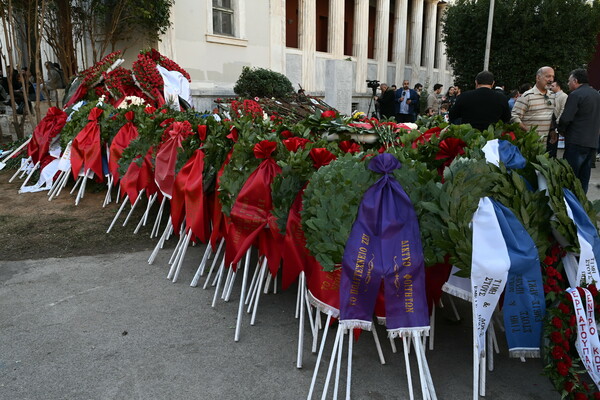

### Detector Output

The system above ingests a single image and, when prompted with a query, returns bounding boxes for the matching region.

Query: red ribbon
[225,153,283,275]
[70,107,105,181]
[435,137,466,167]
[27,107,67,164]
[253,140,277,159]
[63,84,88,108]
[184,150,210,242]
[154,121,193,198]
[108,111,139,181]
[119,148,157,205]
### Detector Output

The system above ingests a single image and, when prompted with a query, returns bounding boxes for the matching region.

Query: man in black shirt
[448,71,511,131]
[375,83,396,120]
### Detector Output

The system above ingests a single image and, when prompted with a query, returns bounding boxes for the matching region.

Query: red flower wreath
[79,51,123,88]
[139,48,191,82]
[542,243,600,399]
[132,54,164,98]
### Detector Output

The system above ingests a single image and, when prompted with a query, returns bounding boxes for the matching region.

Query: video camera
[366,79,380,97]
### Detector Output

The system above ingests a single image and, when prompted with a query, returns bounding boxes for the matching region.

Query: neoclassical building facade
[158,0,455,114]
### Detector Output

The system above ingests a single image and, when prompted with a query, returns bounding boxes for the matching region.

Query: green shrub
[233,66,294,99]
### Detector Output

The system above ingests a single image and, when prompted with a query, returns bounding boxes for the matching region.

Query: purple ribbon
[339,153,429,332]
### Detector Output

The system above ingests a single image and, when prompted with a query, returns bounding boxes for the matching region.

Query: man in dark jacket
[448,71,511,131]
[559,68,600,193]
[375,83,396,120]
[395,79,420,123]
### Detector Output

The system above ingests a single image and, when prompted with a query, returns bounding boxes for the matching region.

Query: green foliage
[233,66,294,99]
[443,0,600,90]
[302,154,378,271]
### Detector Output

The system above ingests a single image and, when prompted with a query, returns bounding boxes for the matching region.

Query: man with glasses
[558,69,600,193]
[395,80,419,123]
[511,66,556,141]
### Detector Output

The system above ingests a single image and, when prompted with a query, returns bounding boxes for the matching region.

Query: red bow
[283,137,311,152]
[412,127,442,149]
[436,137,466,168]
[309,148,336,169]
[253,140,277,159]
[338,140,361,154]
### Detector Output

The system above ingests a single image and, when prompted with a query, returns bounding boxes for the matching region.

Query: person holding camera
[395,80,420,123]
[374,83,396,120]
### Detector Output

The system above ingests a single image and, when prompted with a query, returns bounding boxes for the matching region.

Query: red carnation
[544,284,552,294]
[562,340,570,352]
[552,317,563,329]
[564,381,574,393]
[543,255,554,265]
[594,392,600,399]
[575,393,588,400]
[321,110,336,119]
[547,277,557,287]
[556,362,569,376]
[569,315,576,327]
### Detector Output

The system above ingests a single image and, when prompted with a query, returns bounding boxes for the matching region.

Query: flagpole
[483,0,495,71]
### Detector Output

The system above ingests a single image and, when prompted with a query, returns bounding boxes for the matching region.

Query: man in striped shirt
[510,66,555,140]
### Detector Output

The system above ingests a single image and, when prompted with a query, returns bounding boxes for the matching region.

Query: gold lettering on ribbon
[401,240,414,312]
[349,233,370,306]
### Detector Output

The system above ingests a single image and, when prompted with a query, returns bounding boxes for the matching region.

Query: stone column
[328,0,345,57]
[269,0,286,73]
[409,0,424,84]
[424,0,438,81]
[374,0,390,82]
[299,0,316,91]
[353,0,369,93]
[437,2,450,87]
[393,0,409,85]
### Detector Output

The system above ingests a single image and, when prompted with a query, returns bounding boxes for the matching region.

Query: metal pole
[483,0,495,71]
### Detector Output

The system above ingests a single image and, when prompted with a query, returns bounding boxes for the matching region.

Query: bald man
[511,66,556,141]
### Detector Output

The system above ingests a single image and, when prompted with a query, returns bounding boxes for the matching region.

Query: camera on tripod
[366,79,380,91]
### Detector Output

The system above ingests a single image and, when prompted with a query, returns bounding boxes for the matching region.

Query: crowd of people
[0,61,66,114]
[374,67,600,193]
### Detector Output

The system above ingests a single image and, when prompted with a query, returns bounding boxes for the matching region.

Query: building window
[213,0,234,36]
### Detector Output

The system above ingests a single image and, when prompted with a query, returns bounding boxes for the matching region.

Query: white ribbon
[564,199,600,286]
[567,287,600,388]
[471,197,511,356]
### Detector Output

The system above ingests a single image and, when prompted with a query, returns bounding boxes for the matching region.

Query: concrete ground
[2,159,600,400]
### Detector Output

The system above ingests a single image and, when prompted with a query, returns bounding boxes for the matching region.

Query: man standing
[547,79,569,157]
[374,83,396,120]
[448,71,510,131]
[511,66,555,140]
[395,80,420,123]
[559,69,600,193]
[427,83,443,114]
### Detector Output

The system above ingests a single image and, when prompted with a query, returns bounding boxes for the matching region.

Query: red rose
[558,303,570,314]
[551,345,564,359]
[569,315,576,327]
[552,317,563,329]
[547,277,557,287]
[564,381,574,393]
[321,110,336,119]
[550,331,563,343]
[565,328,572,339]
[543,256,554,265]
[544,284,552,294]
[556,362,569,376]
